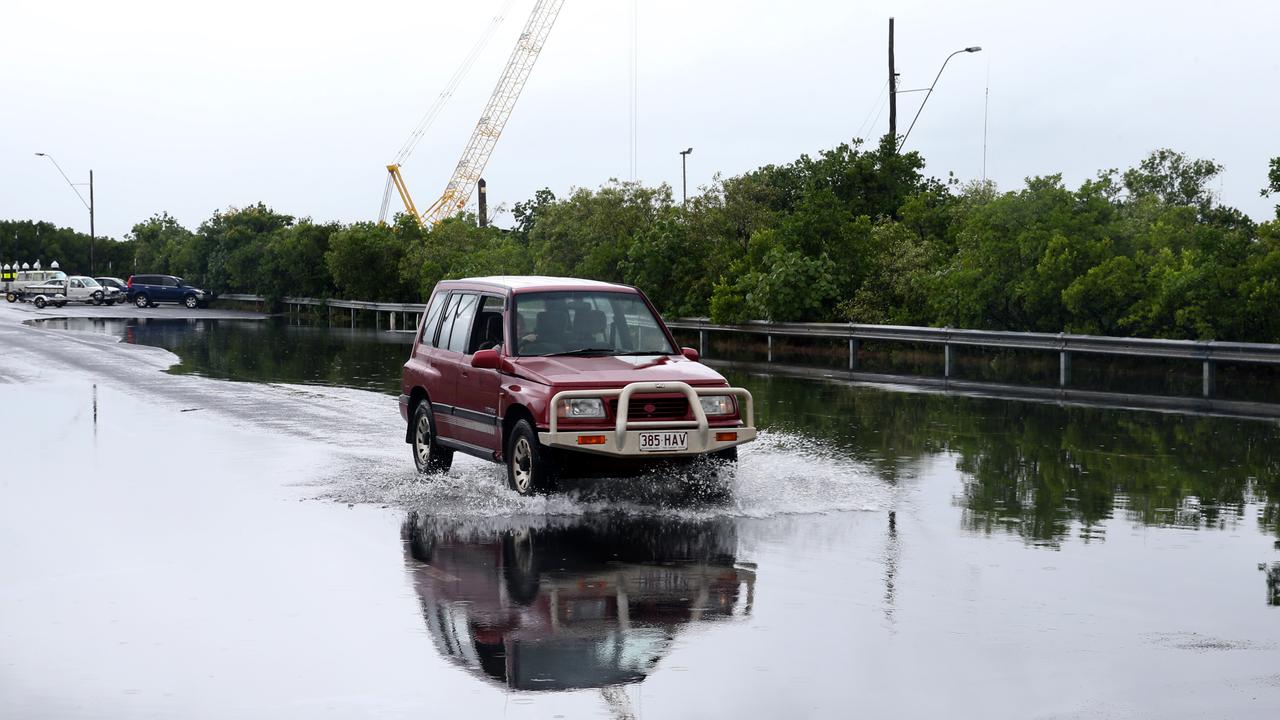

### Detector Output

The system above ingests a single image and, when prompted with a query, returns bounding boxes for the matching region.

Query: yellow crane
[381,0,566,226]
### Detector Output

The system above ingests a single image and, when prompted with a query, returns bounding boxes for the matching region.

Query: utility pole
[89,170,95,275]
[888,17,897,143]
[476,178,488,227]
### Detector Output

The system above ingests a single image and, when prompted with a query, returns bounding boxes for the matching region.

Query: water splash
[320,429,890,520]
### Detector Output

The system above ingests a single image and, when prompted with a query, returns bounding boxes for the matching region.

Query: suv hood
[509,354,727,389]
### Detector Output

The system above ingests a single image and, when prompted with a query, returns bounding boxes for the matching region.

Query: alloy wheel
[414,413,433,466]
[512,437,533,494]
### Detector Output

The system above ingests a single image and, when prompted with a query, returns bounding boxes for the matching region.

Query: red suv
[399,276,755,495]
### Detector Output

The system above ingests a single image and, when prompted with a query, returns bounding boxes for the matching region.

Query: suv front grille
[608,395,690,421]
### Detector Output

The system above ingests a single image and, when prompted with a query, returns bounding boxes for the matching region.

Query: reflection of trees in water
[733,372,1280,545]
[949,406,1280,546]
[122,318,411,395]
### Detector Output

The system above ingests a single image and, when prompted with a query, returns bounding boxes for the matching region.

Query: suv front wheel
[183,294,200,309]
[411,402,452,475]
[506,420,557,496]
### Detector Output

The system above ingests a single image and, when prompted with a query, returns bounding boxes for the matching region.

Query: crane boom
[385,0,565,227]
[422,0,565,224]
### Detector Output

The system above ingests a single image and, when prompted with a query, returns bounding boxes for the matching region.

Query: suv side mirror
[471,348,501,370]
[681,347,700,362]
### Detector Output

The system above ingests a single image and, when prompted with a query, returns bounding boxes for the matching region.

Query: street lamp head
[965,46,982,53]
[680,147,693,156]
[34,152,46,157]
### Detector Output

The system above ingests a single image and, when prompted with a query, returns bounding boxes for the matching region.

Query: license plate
[638,431,688,452]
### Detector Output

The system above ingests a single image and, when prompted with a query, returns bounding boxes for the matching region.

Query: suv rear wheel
[134,294,149,309]
[411,402,452,474]
[506,420,557,496]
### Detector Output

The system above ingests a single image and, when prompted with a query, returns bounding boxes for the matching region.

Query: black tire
[403,515,435,563]
[33,296,46,309]
[502,530,542,605]
[91,290,103,306]
[134,294,149,309]
[505,419,557,496]
[411,401,453,474]
[183,294,199,309]
[5,292,16,303]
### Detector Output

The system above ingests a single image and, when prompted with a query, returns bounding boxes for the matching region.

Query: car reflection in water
[1263,562,1280,606]
[401,513,755,691]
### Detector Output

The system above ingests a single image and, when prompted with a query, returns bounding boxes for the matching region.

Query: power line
[856,78,890,140]
[392,0,518,166]
[982,54,990,183]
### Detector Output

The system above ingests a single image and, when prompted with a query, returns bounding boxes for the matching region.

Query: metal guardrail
[666,317,1280,400]
[218,294,427,313]
[665,318,1280,365]
[218,293,426,332]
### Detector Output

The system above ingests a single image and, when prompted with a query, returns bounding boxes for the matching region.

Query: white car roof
[448,276,634,292]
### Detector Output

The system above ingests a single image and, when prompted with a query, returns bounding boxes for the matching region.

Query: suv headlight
[558,397,605,419]
[698,394,735,416]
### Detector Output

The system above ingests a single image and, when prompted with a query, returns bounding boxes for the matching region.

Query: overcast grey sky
[3,0,1278,241]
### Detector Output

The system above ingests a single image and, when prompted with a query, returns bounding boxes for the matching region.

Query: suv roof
[437,276,635,293]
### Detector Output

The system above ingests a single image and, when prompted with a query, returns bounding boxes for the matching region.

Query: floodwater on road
[4,308,1280,719]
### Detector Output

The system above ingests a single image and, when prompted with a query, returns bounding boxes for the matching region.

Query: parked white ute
[22,276,115,308]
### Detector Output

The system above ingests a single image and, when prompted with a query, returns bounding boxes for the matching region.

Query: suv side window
[433,294,460,348]
[419,292,448,347]
[441,293,479,354]
[466,295,506,353]
[161,277,178,287]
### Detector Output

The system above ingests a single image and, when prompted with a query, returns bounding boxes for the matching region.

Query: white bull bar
[540,381,756,456]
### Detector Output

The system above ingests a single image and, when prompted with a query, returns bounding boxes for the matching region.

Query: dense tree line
[8,138,1280,342]
[2,220,133,277]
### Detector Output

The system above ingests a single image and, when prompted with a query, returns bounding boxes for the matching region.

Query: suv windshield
[513,291,675,357]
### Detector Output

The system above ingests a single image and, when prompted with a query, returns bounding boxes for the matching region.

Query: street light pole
[34,152,94,274]
[679,147,693,206]
[897,46,981,151]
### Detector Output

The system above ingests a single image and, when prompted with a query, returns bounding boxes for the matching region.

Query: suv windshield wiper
[539,347,617,357]
[612,350,673,356]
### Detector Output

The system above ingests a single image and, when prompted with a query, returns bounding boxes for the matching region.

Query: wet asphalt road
[3,300,1280,719]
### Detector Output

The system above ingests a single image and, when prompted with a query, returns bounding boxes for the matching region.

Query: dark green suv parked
[127,274,209,309]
